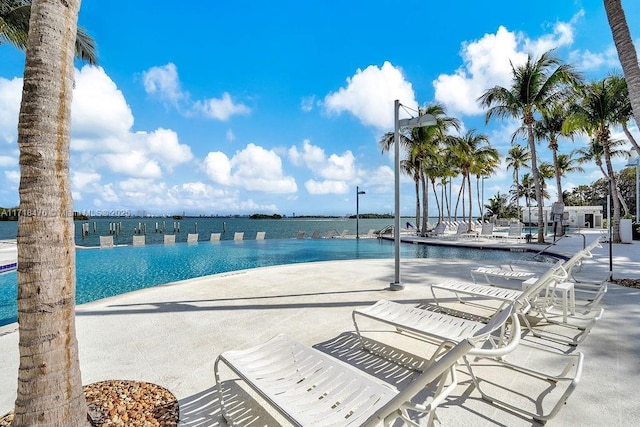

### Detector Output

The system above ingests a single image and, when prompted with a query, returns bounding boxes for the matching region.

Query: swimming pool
[0,238,553,326]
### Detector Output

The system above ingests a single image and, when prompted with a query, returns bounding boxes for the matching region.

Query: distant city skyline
[1,0,639,216]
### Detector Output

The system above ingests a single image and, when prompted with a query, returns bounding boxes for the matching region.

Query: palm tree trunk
[445,180,452,221]
[454,183,463,221]
[622,122,640,154]
[605,0,640,128]
[476,176,482,220]
[13,0,87,425]
[603,141,622,242]
[467,174,473,231]
[514,171,521,220]
[552,147,565,236]
[527,124,546,243]
[414,178,420,231]
[431,180,441,224]
[421,173,429,234]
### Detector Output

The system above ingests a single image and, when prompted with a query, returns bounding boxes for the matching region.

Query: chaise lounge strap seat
[470,266,537,285]
[353,299,489,346]
[214,327,501,427]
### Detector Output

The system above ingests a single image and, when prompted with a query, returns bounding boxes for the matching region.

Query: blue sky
[1,0,639,217]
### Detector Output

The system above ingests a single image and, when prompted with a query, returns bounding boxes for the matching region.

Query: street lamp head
[357,190,366,195]
[398,114,436,129]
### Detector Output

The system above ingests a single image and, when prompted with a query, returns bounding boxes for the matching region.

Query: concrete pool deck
[0,230,638,425]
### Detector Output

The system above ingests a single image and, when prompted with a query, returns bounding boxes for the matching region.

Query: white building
[522,205,603,229]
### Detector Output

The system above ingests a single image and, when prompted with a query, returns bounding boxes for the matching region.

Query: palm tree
[474,154,500,221]
[399,157,422,229]
[576,137,630,215]
[505,144,531,218]
[414,105,460,233]
[449,129,498,230]
[485,192,510,219]
[604,0,640,128]
[537,162,555,199]
[565,77,628,242]
[1,0,97,63]
[608,74,640,154]
[478,49,581,243]
[13,1,87,424]
[533,104,574,206]
[556,152,585,186]
[379,131,421,228]
[381,104,460,234]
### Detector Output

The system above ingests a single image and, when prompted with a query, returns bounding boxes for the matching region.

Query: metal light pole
[356,186,366,239]
[391,100,436,290]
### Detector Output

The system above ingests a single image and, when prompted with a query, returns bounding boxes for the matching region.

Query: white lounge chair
[353,302,520,367]
[470,265,544,285]
[132,235,145,246]
[478,222,495,239]
[210,232,221,242]
[353,300,584,423]
[426,222,446,237]
[163,234,176,244]
[215,309,512,427]
[255,231,266,240]
[431,244,605,345]
[187,233,198,243]
[99,235,113,248]
[233,232,244,241]
[506,222,525,242]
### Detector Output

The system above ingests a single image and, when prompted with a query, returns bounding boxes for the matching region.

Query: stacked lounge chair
[213,237,606,425]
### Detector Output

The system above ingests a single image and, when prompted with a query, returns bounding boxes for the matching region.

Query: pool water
[0,238,552,326]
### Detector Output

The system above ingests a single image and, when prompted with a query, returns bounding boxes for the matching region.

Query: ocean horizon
[0,216,450,246]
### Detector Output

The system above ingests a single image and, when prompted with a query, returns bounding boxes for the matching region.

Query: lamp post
[356,186,366,239]
[391,99,436,290]
[625,152,640,223]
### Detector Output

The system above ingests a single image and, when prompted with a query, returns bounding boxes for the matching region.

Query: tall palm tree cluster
[382,48,637,244]
[379,106,500,234]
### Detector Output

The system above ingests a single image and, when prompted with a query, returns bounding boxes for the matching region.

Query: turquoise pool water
[0,238,552,326]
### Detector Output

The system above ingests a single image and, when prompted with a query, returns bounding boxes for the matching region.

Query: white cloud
[4,170,19,183]
[141,62,184,104]
[226,128,236,142]
[102,151,162,178]
[305,180,349,195]
[143,128,194,169]
[433,14,581,117]
[433,26,527,116]
[288,140,356,180]
[0,155,15,167]
[324,61,417,130]
[72,66,134,140]
[141,63,251,122]
[204,143,297,193]
[71,171,101,191]
[66,66,194,182]
[363,165,394,190]
[569,46,619,71]
[193,92,251,121]
[301,95,316,112]
[203,151,232,185]
[524,20,575,58]
[0,77,21,145]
